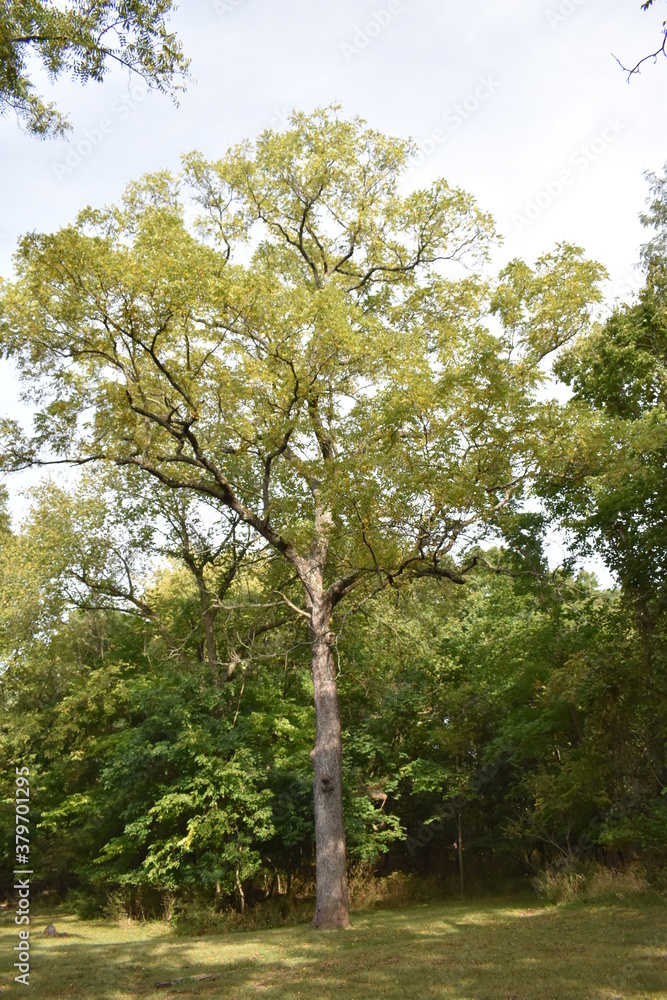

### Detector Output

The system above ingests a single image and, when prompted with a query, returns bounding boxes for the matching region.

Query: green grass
[0,896,665,999]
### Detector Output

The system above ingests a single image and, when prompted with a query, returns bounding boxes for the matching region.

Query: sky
[0,0,666,580]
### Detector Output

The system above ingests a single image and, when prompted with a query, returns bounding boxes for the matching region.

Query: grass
[0,896,665,999]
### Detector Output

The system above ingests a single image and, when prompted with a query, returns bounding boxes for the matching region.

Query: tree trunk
[194,572,220,684]
[457,809,465,899]
[235,866,245,915]
[307,589,351,929]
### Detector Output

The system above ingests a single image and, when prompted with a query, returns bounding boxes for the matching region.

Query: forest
[0,109,665,934]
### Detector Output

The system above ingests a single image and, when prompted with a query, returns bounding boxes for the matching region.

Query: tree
[23,468,295,686]
[545,166,667,622]
[536,168,667,850]
[0,0,189,137]
[0,498,394,912]
[614,1,667,79]
[0,108,605,928]
[0,542,306,909]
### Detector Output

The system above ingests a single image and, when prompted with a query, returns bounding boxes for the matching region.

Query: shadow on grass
[0,899,664,999]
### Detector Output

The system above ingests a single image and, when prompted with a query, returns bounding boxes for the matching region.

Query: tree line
[0,111,665,927]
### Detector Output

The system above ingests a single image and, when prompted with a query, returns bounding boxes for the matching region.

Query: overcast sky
[0,0,666,577]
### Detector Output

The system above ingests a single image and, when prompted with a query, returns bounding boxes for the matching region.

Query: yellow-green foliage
[533,862,653,904]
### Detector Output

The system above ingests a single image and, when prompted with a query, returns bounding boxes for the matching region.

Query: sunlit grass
[0,896,665,999]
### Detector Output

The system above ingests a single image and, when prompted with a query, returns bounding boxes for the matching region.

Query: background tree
[544,166,667,635]
[0,0,189,137]
[614,1,667,78]
[533,166,667,862]
[4,522,663,915]
[0,495,399,914]
[17,468,300,685]
[0,109,605,928]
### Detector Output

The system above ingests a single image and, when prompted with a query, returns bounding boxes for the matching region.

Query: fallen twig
[154,973,220,987]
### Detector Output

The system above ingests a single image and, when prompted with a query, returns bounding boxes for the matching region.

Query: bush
[172,894,314,935]
[585,864,651,901]
[532,862,652,904]
[531,867,586,904]
[347,867,443,911]
[61,889,107,920]
[62,885,174,922]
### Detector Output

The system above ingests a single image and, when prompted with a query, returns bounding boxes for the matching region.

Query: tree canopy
[0,0,189,136]
[0,108,649,929]
[544,165,667,618]
[0,106,609,926]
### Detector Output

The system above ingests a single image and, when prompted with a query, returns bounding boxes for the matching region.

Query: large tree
[0,108,605,927]
[545,167,667,617]
[0,0,188,136]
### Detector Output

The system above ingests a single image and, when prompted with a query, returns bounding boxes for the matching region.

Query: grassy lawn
[0,897,665,999]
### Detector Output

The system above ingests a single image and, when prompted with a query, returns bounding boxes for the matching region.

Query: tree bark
[457,808,465,900]
[235,866,245,915]
[198,582,220,684]
[306,581,351,929]
[185,554,220,684]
